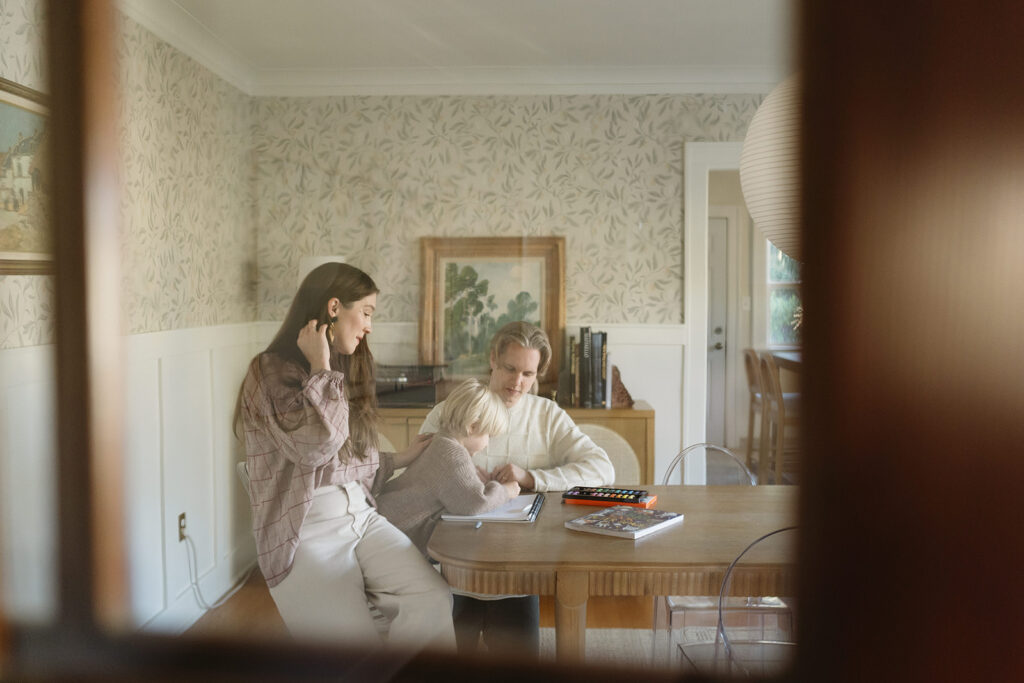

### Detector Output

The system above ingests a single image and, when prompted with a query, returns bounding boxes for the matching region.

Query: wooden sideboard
[379,400,655,484]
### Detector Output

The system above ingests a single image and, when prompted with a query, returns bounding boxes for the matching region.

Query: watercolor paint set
[560,486,657,508]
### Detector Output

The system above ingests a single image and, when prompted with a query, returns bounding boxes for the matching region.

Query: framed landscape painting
[420,237,565,393]
[0,76,50,275]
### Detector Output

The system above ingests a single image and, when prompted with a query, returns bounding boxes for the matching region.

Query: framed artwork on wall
[0,76,50,275]
[419,236,566,394]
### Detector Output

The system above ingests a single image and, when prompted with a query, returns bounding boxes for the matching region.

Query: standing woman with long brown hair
[237,262,454,651]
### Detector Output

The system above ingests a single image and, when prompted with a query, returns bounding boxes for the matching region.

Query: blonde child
[377,378,519,554]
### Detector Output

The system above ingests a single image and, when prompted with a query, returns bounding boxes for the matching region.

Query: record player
[375,364,447,406]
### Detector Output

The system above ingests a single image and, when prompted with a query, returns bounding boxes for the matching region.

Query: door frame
[709,204,746,449]
[682,142,743,482]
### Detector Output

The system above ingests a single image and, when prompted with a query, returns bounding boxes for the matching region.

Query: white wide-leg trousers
[269,481,455,652]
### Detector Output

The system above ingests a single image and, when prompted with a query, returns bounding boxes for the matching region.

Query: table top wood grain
[769,350,802,373]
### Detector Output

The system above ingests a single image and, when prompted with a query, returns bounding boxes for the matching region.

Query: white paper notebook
[440,493,544,523]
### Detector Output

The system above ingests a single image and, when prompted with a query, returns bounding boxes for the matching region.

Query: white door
[706,217,728,446]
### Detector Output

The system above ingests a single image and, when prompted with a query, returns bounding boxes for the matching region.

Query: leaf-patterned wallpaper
[117,16,256,334]
[0,0,49,350]
[1,3,761,349]
[0,0,44,91]
[252,94,761,325]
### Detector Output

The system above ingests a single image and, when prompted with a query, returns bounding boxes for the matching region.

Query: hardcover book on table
[564,505,684,539]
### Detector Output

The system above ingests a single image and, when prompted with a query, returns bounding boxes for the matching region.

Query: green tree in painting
[444,263,489,360]
[443,263,542,374]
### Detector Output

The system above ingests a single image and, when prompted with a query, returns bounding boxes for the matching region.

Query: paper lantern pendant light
[740,75,802,262]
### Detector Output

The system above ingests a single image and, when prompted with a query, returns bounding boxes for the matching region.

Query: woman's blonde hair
[489,321,552,391]
[438,378,509,437]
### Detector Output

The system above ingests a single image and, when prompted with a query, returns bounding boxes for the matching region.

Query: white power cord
[183,532,256,611]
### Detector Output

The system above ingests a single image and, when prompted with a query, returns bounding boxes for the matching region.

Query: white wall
[124,323,263,632]
[0,320,686,632]
[0,344,57,623]
[0,325,261,632]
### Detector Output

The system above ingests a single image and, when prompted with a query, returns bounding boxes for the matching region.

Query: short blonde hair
[438,378,509,437]
[489,321,552,391]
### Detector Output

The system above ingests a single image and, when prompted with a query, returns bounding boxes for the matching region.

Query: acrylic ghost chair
[652,443,791,666]
[678,526,798,676]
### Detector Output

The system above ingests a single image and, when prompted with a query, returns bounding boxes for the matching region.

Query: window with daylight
[767,242,802,347]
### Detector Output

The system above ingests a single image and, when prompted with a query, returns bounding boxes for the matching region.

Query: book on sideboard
[580,326,593,408]
[560,326,610,409]
[591,331,605,408]
[564,505,684,539]
[568,334,578,408]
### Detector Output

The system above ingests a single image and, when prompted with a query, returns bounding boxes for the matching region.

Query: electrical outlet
[178,512,187,542]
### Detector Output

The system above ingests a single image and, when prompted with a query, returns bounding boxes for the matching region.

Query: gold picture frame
[0,76,51,275]
[419,236,566,394]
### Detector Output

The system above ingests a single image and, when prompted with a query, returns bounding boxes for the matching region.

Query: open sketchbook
[440,493,545,523]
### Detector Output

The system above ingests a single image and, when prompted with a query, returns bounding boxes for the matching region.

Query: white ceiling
[118,0,795,96]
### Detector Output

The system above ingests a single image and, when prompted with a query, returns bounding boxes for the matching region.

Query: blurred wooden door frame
[797,1,1024,680]
[46,0,128,634]
[7,0,1024,680]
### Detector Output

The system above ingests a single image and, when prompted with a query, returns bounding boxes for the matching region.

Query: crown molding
[249,66,782,97]
[118,0,782,97]
[118,0,254,94]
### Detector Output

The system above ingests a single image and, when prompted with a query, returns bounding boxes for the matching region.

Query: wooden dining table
[769,350,802,373]
[427,484,798,662]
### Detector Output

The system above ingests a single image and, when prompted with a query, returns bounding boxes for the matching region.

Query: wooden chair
[742,349,764,472]
[758,354,800,485]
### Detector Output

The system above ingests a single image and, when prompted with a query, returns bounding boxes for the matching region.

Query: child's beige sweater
[377,435,511,554]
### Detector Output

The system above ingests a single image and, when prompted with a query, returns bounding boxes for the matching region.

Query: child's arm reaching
[436,444,518,516]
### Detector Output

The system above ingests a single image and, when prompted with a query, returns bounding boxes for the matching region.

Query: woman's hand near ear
[298,319,331,372]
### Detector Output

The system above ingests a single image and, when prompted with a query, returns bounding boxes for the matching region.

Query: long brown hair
[237,262,380,460]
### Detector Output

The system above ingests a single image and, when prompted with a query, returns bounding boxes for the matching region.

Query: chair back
[577,423,640,485]
[662,443,756,486]
[717,526,798,676]
[759,353,785,420]
[743,349,763,400]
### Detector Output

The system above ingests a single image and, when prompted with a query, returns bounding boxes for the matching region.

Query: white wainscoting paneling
[249,321,419,367]
[125,323,260,633]
[0,344,57,623]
